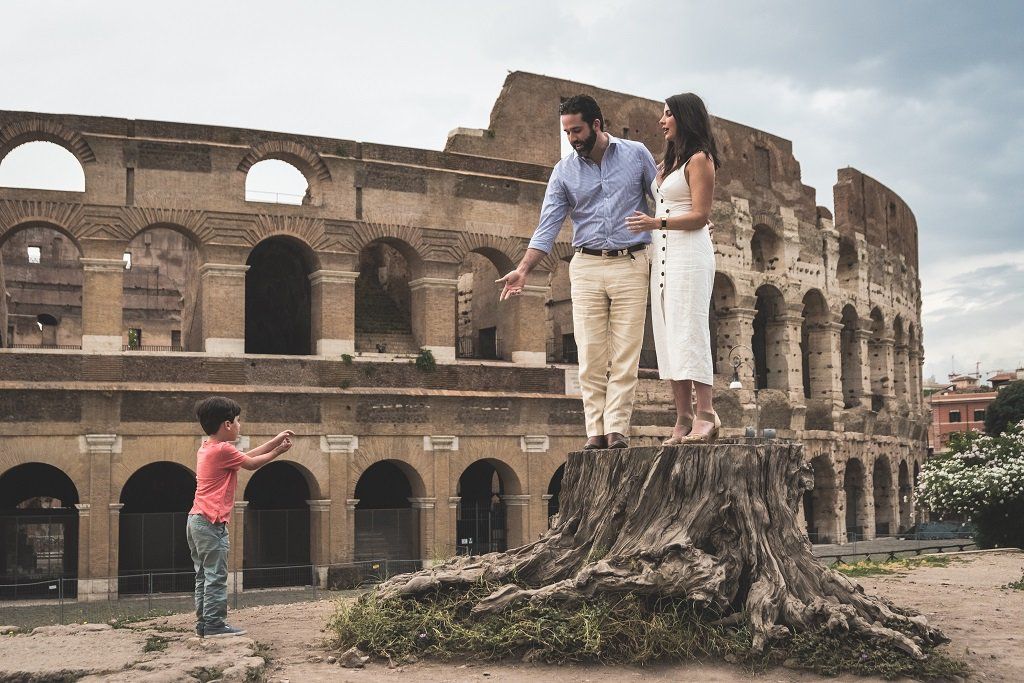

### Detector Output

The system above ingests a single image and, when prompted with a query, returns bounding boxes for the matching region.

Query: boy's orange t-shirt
[190,440,248,523]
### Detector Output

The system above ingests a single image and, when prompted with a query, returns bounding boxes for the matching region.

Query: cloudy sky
[1,1,1021,381]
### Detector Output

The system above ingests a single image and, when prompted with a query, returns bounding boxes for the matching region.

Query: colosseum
[0,72,926,598]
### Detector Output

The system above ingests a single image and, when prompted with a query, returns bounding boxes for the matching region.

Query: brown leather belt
[574,243,646,257]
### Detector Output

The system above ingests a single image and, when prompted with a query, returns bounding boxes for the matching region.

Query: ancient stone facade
[0,72,925,598]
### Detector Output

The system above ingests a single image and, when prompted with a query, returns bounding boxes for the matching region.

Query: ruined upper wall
[834,167,919,271]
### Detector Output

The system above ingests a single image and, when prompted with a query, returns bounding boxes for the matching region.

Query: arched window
[244,159,308,205]
[0,141,85,192]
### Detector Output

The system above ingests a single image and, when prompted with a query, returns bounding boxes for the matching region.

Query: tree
[985,380,1024,436]
[919,418,1024,549]
[335,441,953,674]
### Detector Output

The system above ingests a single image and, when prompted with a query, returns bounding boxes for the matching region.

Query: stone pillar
[322,435,358,564]
[409,277,457,362]
[309,270,357,356]
[80,434,118,600]
[105,503,123,600]
[870,334,897,410]
[861,486,877,541]
[780,307,806,404]
[718,308,756,387]
[73,503,92,596]
[228,500,248,592]
[409,497,437,567]
[80,258,125,352]
[448,496,461,556]
[853,321,874,409]
[893,342,910,406]
[808,319,844,409]
[199,263,249,354]
[505,283,549,365]
[909,349,923,411]
[834,487,848,544]
[306,499,332,585]
[503,494,531,548]
[345,498,359,562]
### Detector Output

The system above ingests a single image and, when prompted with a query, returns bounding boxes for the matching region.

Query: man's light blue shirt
[528,135,658,253]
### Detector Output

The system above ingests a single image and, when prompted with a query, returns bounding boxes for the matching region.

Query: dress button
[662,247,666,251]
[661,272,665,276]
[660,283,664,288]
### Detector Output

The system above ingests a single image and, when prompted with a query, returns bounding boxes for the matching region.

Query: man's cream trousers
[569,248,650,437]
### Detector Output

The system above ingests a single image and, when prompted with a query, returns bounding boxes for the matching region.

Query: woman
[626,93,720,444]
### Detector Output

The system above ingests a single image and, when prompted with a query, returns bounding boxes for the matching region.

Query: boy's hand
[275,436,293,455]
[273,430,294,445]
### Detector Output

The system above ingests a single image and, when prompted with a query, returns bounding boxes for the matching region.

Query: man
[498,95,657,450]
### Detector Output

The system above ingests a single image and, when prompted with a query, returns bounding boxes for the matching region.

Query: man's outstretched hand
[496,270,526,301]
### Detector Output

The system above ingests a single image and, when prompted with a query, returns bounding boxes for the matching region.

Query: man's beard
[572,128,598,157]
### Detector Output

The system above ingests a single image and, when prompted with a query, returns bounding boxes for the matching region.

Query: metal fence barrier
[0,559,425,630]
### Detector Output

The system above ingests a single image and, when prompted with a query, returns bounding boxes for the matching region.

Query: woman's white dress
[650,162,715,384]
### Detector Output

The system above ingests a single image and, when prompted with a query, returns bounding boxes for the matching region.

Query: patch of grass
[1002,568,1024,590]
[192,666,225,683]
[143,634,170,652]
[831,555,951,577]
[327,582,968,679]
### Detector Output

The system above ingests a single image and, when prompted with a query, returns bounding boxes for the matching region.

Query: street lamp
[727,344,773,438]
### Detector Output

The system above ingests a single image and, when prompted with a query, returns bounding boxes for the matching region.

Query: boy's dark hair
[195,396,241,436]
[559,94,603,131]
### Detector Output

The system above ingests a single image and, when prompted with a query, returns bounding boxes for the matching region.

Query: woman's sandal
[679,410,721,444]
[663,414,694,446]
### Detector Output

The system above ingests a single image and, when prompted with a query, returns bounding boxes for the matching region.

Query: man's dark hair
[559,95,603,131]
[195,396,241,436]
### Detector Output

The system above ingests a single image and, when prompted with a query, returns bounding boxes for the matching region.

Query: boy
[187,396,293,637]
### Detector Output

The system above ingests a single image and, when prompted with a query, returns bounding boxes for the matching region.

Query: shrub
[918,419,1024,549]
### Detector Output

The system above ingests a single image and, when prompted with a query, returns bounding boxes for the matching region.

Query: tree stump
[378,439,946,659]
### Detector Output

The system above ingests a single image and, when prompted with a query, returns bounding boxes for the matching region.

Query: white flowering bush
[918,419,1024,549]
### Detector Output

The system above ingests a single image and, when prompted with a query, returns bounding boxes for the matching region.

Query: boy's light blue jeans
[186,513,229,629]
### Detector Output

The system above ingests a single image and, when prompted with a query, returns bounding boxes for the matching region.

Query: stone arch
[117,461,197,592]
[111,453,196,506]
[237,140,330,206]
[752,284,787,391]
[0,140,86,192]
[0,119,96,166]
[872,454,895,536]
[455,457,522,556]
[355,235,426,354]
[800,288,831,400]
[349,456,428,501]
[346,222,428,273]
[245,235,319,355]
[450,234,523,275]
[805,453,838,543]
[0,218,83,253]
[750,224,782,272]
[710,272,738,374]
[840,304,863,408]
[843,458,867,541]
[242,459,316,586]
[352,459,425,561]
[456,245,521,360]
[0,461,81,588]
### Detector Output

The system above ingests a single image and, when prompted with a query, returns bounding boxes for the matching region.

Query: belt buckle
[601,249,609,257]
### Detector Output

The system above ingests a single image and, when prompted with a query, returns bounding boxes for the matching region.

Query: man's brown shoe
[583,436,607,450]
[606,432,628,449]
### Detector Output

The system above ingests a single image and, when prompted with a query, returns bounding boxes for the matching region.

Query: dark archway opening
[245,238,312,355]
[457,461,507,556]
[0,463,79,598]
[355,241,416,354]
[118,462,196,594]
[244,461,311,588]
[844,459,865,541]
[546,464,565,527]
[354,461,419,562]
[873,457,894,537]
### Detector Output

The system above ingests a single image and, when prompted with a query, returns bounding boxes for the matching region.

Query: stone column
[408,497,437,567]
[309,270,357,356]
[73,503,92,596]
[834,487,848,544]
[80,258,125,352]
[322,435,357,564]
[104,503,123,600]
[448,496,461,557]
[228,500,248,592]
[893,342,910,406]
[861,487,877,541]
[345,498,360,562]
[909,349,923,411]
[80,434,117,600]
[503,494,531,548]
[807,319,845,409]
[505,283,549,365]
[853,320,874,409]
[409,277,457,362]
[199,263,249,354]
[306,499,332,585]
[780,307,807,404]
[869,333,897,410]
[718,308,756,387]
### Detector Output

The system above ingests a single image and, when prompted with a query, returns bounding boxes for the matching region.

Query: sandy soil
[2,550,1021,682]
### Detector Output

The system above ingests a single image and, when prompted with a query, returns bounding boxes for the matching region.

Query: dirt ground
[1,550,1021,682]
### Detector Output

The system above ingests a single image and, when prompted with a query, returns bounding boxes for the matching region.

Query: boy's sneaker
[195,623,204,637]
[203,623,246,637]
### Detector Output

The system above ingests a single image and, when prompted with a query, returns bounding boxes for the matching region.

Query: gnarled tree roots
[378,440,946,659]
